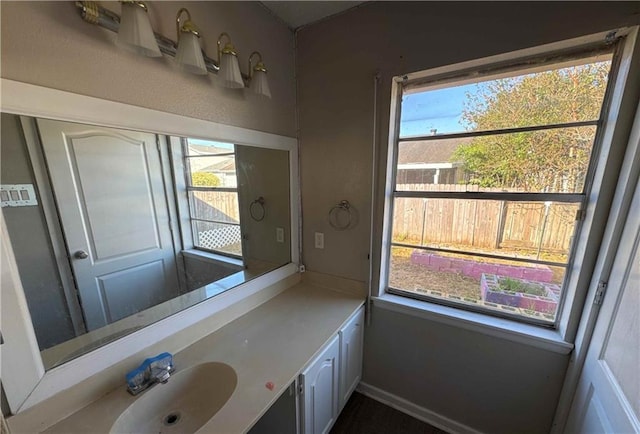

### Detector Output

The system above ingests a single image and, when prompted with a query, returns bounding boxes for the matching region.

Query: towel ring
[250,196,265,221]
[328,200,352,231]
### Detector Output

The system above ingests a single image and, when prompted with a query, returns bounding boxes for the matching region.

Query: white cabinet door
[301,334,340,434]
[339,306,364,411]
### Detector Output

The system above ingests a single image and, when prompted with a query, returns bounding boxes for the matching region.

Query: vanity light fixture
[248,51,271,99]
[175,8,207,75]
[75,2,272,95]
[217,33,245,89]
[116,1,161,57]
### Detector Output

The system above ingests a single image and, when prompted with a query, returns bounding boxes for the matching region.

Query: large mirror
[1,112,292,370]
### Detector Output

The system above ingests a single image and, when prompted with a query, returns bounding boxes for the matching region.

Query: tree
[452,61,610,192]
[191,171,221,187]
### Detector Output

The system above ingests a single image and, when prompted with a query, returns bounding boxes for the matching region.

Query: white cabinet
[299,305,365,434]
[338,306,364,411]
[300,334,340,434]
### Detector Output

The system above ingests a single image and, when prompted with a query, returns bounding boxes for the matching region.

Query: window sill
[372,293,574,355]
[181,249,244,268]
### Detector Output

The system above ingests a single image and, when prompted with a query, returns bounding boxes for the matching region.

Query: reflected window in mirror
[183,139,242,257]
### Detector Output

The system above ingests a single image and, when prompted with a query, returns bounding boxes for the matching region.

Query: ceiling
[260,1,365,30]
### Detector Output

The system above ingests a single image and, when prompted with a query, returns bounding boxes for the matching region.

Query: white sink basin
[110,362,237,434]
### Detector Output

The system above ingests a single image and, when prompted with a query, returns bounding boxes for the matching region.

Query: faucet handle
[126,352,174,394]
[148,352,174,380]
[152,366,172,384]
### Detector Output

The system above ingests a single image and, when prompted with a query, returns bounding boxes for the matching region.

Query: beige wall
[297,1,640,281]
[0,1,295,137]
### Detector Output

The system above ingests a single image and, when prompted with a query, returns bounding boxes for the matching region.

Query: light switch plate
[314,232,324,249]
[1,184,38,207]
[276,227,284,243]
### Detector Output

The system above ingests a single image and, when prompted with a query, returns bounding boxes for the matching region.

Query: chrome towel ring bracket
[250,196,265,221]
[328,200,357,231]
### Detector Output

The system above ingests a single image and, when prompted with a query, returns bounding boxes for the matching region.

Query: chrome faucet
[126,352,175,396]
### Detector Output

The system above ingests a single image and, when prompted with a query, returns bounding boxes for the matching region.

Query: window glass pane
[389,246,564,322]
[189,191,240,224]
[186,139,235,156]
[399,53,612,138]
[397,126,597,193]
[193,220,242,256]
[187,155,237,188]
[392,198,579,264]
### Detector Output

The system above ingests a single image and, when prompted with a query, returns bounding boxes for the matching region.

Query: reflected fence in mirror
[0,113,292,370]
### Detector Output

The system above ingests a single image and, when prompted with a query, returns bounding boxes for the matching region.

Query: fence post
[536,201,552,260]
[420,198,428,245]
[495,200,508,249]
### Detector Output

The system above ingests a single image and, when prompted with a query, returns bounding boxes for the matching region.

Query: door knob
[74,250,89,259]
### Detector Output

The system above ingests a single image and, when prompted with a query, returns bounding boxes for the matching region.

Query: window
[183,138,242,257]
[385,43,620,326]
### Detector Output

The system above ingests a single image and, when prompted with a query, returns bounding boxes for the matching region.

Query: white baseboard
[356,382,485,434]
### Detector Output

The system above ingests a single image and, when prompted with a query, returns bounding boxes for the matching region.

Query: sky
[188,138,234,150]
[399,84,476,138]
[399,59,611,139]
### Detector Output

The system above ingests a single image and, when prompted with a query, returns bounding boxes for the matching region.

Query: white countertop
[43,280,365,434]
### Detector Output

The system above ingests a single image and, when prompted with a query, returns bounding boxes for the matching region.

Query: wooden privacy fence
[393,184,579,254]
[192,191,240,222]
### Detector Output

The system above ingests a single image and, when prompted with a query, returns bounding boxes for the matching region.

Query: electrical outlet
[314,232,324,249]
[276,227,284,243]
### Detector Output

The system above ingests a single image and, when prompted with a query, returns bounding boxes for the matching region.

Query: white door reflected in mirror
[37,119,181,331]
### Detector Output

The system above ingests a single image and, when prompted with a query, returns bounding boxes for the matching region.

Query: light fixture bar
[75,1,251,80]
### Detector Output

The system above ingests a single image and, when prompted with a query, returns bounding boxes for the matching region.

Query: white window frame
[377,27,640,349]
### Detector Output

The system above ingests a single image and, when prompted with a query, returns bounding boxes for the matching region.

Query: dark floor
[330,392,448,434]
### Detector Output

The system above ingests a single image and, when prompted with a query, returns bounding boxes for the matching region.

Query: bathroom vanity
[9,277,365,433]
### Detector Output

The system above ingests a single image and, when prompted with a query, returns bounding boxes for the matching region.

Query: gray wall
[296,2,640,433]
[0,1,296,137]
[364,307,569,433]
[183,255,243,293]
[0,113,75,350]
[236,145,291,267]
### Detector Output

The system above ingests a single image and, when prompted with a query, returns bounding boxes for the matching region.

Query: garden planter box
[410,251,553,282]
[480,274,560,314]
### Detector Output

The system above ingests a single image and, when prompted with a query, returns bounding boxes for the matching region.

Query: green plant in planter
[498,277,546,297]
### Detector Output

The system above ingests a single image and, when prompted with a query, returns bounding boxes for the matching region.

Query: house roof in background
[188,144,234,156]
[260,1,365,29]
[201,160,236,173]
[398,137,473,165]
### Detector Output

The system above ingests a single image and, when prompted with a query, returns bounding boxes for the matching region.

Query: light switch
[314,232,324,249]
[276,227,284,243]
